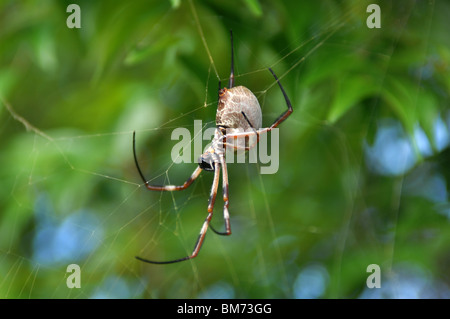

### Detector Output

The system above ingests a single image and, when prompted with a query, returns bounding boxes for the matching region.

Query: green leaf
[328,74,379,123]
[243,0,263,17]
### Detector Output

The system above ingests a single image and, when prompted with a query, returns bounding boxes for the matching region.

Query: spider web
[1,0,449,299]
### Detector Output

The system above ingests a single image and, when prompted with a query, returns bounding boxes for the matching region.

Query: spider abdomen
[216,86,262,130]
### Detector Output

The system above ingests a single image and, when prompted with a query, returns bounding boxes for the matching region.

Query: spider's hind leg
[209,154,232,236]
[133,131,202,191]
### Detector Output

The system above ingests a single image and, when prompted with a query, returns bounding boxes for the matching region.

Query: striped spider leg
[133,30,292,264]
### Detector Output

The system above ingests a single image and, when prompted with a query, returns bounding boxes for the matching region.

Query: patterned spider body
[216,86,262,131]
[199,86,262,171]
[133,31,292,264]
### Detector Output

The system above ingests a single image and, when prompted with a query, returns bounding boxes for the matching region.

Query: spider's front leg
[133,132,228,264]
[133,131,203,191]
[136,157,221,264]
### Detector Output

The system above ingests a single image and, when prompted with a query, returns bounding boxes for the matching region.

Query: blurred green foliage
[0,0,449,298]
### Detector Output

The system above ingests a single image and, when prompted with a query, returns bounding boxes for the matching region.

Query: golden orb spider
[133,31,293,264]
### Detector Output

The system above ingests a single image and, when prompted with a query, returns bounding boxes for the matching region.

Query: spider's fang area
[219,87,227,97]
[199,158,215,171]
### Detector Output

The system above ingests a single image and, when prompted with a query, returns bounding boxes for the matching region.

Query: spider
[133,30,293,264]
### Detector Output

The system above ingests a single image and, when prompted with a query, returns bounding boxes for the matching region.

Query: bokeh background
[1,0,449,299]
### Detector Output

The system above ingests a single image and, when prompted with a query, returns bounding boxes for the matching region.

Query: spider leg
[228,29,235,89]
[136,161,221,264]
[209,154,232,236]
[265,67,293,130]
[133,131,202,191]
[241,111,259,138]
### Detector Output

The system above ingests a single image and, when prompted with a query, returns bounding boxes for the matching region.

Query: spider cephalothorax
[133,30,292,264]
[198,150,216,171]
